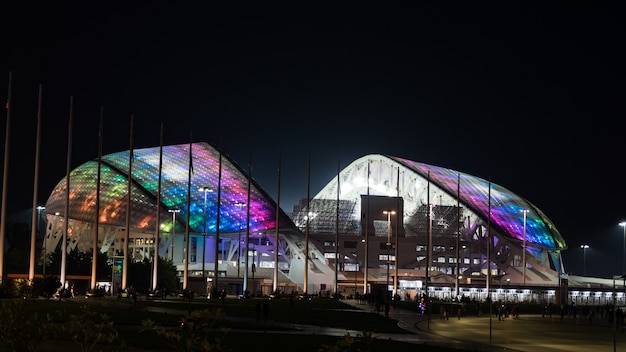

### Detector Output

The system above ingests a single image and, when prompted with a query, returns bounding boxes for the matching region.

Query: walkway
[344,299,626,352]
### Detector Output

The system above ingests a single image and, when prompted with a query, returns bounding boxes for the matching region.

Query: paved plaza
[370,301,626,352]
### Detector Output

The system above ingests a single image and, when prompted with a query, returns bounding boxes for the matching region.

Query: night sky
[1,2,624,278]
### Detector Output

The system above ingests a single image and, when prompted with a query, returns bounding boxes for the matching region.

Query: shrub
[141,308,230,352]
[0,299,49,351]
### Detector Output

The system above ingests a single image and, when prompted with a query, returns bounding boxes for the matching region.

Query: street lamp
[200,187,213,278]
[522,209,529,287]
[235,201,246,277]
[361,238,366,295]
[580,244,589,276]
[383,210,396,297]
[619,221,626,275]
[168,209,180,262]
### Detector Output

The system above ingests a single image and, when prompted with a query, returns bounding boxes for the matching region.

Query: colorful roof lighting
[44,142,295,235]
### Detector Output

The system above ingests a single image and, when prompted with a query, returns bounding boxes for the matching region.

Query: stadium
[42,142,621,305]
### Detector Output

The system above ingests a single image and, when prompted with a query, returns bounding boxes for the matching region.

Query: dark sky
[1,2,624,278]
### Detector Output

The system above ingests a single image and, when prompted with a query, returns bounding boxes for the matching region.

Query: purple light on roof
[392,157,565,250]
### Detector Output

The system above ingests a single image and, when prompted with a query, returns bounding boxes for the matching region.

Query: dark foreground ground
[11,295,626,352]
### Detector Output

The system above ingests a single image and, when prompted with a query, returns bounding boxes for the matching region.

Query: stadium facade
[42,142,619,305]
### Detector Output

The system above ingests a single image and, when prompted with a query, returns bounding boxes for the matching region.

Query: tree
[126,256,178,294]
[157,256,179,294]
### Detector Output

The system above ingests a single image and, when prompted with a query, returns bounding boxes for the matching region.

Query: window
[378,254,395,261]
[343,241,357,249]
[380,242,395,250]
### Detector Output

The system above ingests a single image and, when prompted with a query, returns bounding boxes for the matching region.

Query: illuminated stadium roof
[44,142,297,236]
[298,154,566,252]
[391,156,566,251]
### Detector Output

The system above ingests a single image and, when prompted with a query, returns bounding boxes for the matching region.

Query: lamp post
[361,238,366,295]
[37,205,45,275]
[200,187,212,278]
[383,210,396,297]
[619,221,626,275]
[168,209,180,262]
[580,244,589,276]
[235,201,246,277]
[522,209,528,287]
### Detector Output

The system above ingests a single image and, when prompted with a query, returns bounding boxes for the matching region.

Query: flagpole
[455,173,461,298]
[243,147,252,295]
[393,167,399,297]
[425,172,430,295]
[91,106,103,290]
[364,159,370,295]
[426,171,431,329]
[0,71,12,285]
[304,154,310,295]
[122,114,133,291]
[153,122,163,292]
[61,96,73,292]
[487,177,493,344]
[29,84,43,282]
[273,150,281,294]
[183,131,192,291]
[214,140,222,296]
[334,159,339,296]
